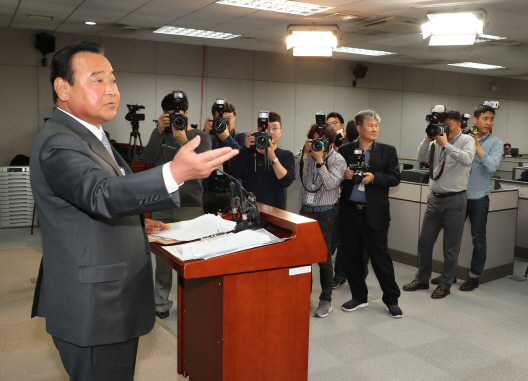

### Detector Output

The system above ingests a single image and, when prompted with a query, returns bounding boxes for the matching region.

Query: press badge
[307,185,316,205]
[216,166,223,176]
[358,183,365,192]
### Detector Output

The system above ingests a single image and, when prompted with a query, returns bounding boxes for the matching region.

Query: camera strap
[299,147,327,193]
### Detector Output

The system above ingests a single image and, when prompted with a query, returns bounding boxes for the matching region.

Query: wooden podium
[150,203,327,381]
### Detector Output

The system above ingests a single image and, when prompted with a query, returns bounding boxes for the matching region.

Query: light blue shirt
[467,133,503,199]
[349,148,371,203]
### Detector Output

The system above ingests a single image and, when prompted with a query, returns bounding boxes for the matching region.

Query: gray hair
[355,110,381,127]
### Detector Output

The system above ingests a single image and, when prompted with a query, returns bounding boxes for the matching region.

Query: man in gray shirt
[143,91,211,318]
[403,110,476,299]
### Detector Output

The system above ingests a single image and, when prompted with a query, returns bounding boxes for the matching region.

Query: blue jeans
[467,196,490,277]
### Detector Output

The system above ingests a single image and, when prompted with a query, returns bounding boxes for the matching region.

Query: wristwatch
[270,158,279,166]
[316,162,325,169]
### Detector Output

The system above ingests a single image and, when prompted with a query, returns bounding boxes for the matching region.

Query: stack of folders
[165,229,285,261]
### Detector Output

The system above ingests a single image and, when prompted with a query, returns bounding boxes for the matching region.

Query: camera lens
[425,125,443,138]
[255,135,269,150]
[213,117,228,134]
[169,112,187,131]
[311,139,323,152]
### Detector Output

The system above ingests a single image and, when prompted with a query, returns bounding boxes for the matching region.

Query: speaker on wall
[36,32,55,66]
[352,63,368,87]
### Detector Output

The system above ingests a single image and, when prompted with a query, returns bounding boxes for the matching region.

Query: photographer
[452,104,502,292]
[338,110,402,318]
[295,122,346,318]
[229,111,295,210]
[327,112,347,149]
[143,91,211,319]
[403,110,475,299]
[203,100,246,214]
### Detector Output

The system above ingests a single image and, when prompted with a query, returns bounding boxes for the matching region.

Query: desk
[151,204,326,381]
[388,182,517,282]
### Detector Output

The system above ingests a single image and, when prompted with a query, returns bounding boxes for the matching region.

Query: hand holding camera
[157,112,171,134]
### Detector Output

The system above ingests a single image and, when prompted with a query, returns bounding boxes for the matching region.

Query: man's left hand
[173,127,187,144]
[311,149,324,163]
[257,139,276,159]
[362,172,375,184]
[145,218,170,234]
[434,133,448,147]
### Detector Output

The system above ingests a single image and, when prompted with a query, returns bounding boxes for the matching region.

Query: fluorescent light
[28,13,54,21]
[215,0,333,16]
[333,47,395,56]
[153,26,240,40]
[286,30,337,57]
[422,12,484,46]
[85,21,97,25]
[448,62,505,70]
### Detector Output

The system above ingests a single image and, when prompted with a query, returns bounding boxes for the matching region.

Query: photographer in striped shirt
[295,121,346,318]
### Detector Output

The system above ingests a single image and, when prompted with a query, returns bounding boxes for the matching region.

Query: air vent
[121,24,155,31]
[364,16,421,35]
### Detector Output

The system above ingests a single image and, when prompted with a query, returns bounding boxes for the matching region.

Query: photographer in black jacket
[230,111,295,210]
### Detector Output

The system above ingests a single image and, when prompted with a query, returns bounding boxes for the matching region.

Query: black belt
[348,201,367,209]
[432,190,466,198]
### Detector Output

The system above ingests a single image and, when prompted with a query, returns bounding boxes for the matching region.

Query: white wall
[2,27,528,166]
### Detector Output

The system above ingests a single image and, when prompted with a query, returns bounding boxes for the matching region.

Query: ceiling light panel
[333,47,395,56]
[153,26,240,40]
[448,62,505,70]
[215,0,333,16]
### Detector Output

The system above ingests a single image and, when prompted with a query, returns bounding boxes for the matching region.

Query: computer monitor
[511,148,519,157]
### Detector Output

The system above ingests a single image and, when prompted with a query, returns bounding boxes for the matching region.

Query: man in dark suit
[30,41,237,381]
[338,110,402,318]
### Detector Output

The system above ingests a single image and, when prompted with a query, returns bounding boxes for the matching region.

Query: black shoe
[156,310,169,319]
[431,275,457,285]
[402,280,429,291]
[459,277,479,291]
[332,277,346,289]
[431,285,450,299]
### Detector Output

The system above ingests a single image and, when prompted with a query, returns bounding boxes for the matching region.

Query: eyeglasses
[327,121,341,125]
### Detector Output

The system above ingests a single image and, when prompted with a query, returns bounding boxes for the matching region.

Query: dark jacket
[338,140,400,231]
[30,109,179,346]
[230,146,295,210]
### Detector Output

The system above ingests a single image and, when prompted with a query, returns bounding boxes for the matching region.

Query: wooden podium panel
[151,203,326,381]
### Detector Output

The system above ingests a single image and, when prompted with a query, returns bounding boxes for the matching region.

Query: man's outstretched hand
[170,135,239,184]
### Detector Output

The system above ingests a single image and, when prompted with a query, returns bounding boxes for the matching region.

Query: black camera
[349,148,370,184]
[125,104,145,123]
[213,98,229,134]
[165,90,187,133]
[425,105,447,138]
[253,111,272,150]
[461,113,478,134]
[311,112,329,152]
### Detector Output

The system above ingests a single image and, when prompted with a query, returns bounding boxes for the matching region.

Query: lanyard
[479,133,491,145]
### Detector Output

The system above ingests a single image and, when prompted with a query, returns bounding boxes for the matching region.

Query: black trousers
[299,207,336,302]
[341,202,400,306]
[53,336,139,381]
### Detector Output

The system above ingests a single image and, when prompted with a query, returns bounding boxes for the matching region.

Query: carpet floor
[0,246,185,381]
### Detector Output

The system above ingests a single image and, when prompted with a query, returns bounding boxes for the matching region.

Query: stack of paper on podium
[165,229,287,261]
[151,214,236,242]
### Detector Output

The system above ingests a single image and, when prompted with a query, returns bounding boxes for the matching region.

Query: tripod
[127,120,143,170]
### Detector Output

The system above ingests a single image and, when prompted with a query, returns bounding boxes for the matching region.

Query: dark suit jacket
[338,140,400,231]
[30,109,179,347]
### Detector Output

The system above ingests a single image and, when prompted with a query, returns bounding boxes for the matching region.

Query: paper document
[152,214,236,242]
[164,229,286,261]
